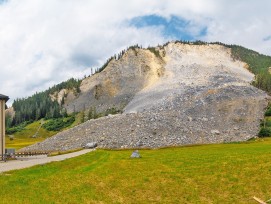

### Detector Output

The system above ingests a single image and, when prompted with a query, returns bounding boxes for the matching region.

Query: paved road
[0,149,94,173]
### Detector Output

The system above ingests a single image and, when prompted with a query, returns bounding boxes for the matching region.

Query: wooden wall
[0,100,5,156]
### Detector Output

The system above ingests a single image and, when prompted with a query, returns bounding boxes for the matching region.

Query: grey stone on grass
[130,150,141,158]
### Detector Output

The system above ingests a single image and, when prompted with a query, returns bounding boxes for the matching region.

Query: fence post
[0,94,9,160]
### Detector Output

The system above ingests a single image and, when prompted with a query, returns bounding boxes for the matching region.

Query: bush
[42,116,75,131]
[265,107,271,116]
[6,121,32,134]
[260,120,271,128]
[258,127,271,137]
[104,107,121,116]
[147,47,161,59]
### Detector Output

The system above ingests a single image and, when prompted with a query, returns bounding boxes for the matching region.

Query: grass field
[1,139,271,203]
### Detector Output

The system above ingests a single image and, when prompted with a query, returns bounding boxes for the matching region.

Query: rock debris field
[21,43,269,152]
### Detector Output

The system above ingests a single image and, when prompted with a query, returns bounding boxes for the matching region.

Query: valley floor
[1,138,271,203]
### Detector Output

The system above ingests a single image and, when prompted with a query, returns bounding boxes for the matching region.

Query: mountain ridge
[19,41,270,151]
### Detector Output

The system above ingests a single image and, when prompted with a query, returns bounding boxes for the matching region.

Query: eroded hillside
[65,47,165,113]
[21,42,269,152]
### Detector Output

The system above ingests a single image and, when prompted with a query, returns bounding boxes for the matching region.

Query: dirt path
[0,149,94,173]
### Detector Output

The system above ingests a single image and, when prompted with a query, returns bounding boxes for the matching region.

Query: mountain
[20,41,270,152]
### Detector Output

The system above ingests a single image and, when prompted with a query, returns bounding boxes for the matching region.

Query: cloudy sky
[0,0,271,105]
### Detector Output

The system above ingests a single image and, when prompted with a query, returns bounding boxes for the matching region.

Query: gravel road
[0,149,94,173]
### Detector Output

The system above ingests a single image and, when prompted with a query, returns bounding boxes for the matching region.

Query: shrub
[258,127,271,137]
[6,121,32,134]
[261,120,271,128]
[265,107,271,116]
[42,116,75,131]
[104,107,121,116]
[147,47,161,59]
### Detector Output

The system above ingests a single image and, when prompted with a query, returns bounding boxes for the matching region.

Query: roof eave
[0,94,9,102]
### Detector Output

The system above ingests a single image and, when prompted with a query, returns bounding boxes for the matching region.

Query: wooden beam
[0,100,5,156]
[253,196,267,204]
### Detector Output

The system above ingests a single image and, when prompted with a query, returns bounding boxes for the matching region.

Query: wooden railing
[0,152,49,162]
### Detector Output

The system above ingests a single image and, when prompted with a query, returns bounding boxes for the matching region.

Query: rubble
[19,43,269,152]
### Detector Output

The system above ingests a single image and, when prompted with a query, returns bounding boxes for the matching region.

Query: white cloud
[0,0,270,105]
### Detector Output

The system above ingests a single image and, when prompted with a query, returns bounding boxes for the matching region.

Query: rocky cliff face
[65,47,165,113]
[21,42,269,152]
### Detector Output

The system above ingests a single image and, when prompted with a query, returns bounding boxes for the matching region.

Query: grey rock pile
[19,43,269,152]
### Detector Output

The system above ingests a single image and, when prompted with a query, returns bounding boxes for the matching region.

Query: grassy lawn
[1,139,271,203]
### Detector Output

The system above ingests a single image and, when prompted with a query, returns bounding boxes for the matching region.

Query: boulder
[130,150,141,158]
[211,130,220,135]
[84,142,97,149]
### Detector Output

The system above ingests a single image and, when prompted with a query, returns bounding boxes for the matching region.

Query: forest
[6,78,81,131]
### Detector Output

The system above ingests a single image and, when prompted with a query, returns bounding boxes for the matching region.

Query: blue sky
[0,0,271,104]
[129,15,207,41]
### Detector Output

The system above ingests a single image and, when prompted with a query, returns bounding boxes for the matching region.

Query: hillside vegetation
[6,78,81,128]
[1,140,271,203]
[5,115,82,150]
[5,120,56,150]
[230,45,271,93]
[231,45,271,74]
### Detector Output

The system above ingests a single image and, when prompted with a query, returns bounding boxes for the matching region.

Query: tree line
[230,45,271,93]
[8,78,81,128]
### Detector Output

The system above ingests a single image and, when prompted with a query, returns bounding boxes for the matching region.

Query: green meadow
[1,139,271,203]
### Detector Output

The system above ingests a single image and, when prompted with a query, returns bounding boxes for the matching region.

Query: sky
[0,0,271,105]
